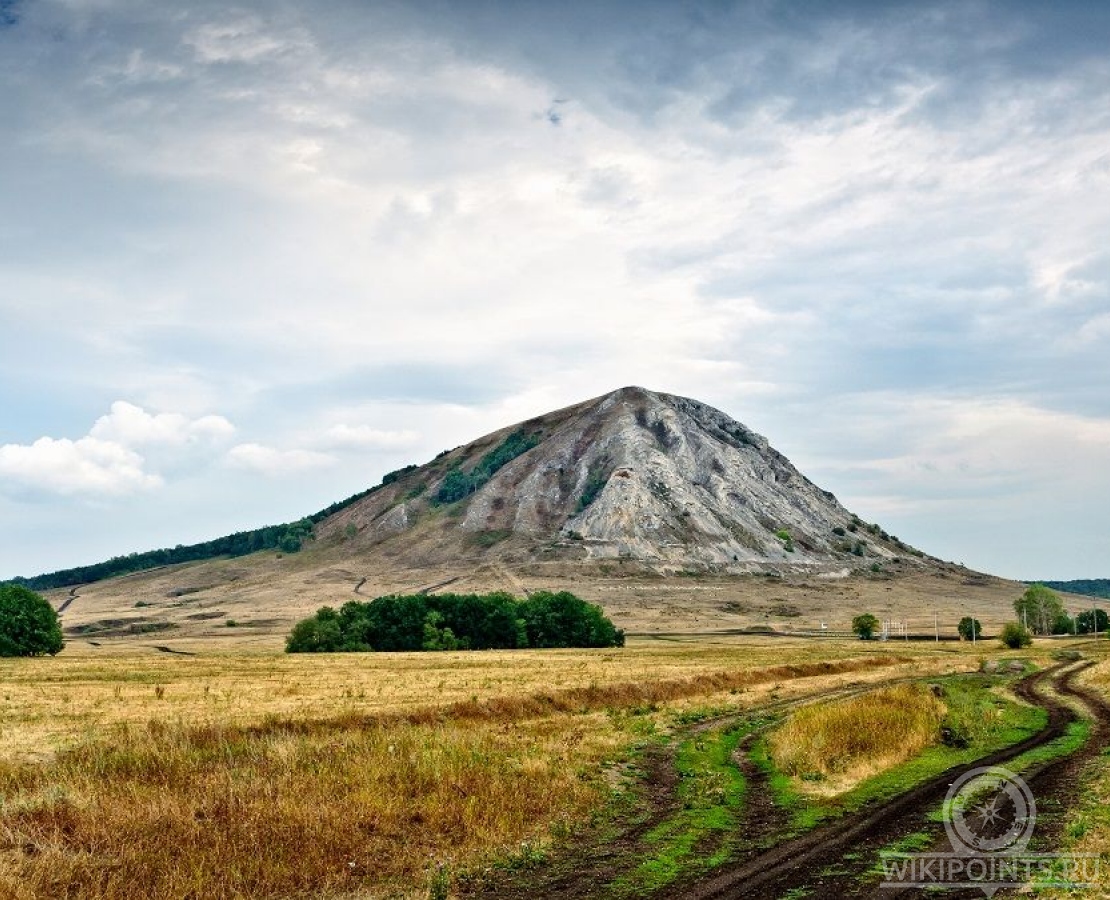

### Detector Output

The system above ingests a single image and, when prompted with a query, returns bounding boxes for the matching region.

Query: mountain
[314,385,920,574]
[37,386,1025,643]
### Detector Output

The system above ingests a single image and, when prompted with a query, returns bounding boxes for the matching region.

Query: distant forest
[7,465,422,592]
[1040,579,1110,600]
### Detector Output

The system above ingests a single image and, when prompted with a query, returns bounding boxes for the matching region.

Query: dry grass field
[0,636,996,899]
[768,682,947,793]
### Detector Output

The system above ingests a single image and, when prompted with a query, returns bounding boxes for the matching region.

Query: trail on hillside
[55,586,80,614]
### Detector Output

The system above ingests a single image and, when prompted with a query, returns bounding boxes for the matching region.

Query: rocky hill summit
[318,386,920,575]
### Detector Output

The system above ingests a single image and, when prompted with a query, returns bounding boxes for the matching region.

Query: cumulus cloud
[0,401,235,499]
[0,436,160,496]
[226,443,334,477]
[89,400,234,447]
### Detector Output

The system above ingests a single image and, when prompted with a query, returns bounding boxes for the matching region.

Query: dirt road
[673,661,1106,899]
[460,659,1109,900]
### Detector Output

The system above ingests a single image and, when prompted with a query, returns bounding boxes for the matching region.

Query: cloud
[0,436,160,496]
[226,443,334,477]
[0,401,235,499]
[3,1,1110,577]
[89,400,234,447]
[319,424,419,451]
[184,16,311,65]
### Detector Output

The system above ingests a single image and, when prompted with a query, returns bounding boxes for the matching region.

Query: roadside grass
[755,673,1047,832]
[767,683,946,792]
[874,706,1097,889]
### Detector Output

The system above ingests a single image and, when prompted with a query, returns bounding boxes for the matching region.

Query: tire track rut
[672,661,1105,900]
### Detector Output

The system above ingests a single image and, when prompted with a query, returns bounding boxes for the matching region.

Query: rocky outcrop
[317,386,918,574]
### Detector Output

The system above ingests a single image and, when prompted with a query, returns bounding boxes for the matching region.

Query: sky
[2,0,1109,582]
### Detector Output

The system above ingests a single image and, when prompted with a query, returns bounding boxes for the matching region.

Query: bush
[852,613,880,641]
[0,584,64,657]
[999,621,1032,649]
[285,607,344,652]
[519,591,624,648]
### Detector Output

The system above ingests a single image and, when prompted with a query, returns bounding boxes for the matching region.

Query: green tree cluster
[12,465,434,592]
[434,430,540,504]
[1040,579,1110,600]
[0,585,64,657]
[286,590,623,653]
[14,518,316,592]
[1014,584,1065,636]
[1076,608,1109,634]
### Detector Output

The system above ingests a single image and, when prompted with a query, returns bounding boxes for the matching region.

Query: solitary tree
[1014,584,1064,636]
[0,584,64,657]
[852,613,881,641]
[957,616,982,641]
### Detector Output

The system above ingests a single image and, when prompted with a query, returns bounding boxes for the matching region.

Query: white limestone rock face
[320,386,908,573]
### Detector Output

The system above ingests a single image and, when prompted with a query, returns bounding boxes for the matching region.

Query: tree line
[286,590,624,653]
[5,471,420,592]
[1039,579,1110,601]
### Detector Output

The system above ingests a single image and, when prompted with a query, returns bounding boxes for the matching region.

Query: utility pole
[934,610,939,643]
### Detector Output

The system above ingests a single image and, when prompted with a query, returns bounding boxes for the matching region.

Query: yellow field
[768,682,947,794]
[0,635,974,763]
[0,637,1039,899]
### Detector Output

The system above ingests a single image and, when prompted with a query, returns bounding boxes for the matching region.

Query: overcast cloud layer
[2,0,1109,581]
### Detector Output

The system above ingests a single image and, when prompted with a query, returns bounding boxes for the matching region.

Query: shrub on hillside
[433,430,540,504]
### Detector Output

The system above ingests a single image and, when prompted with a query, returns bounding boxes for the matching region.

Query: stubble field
[0,634,997,899]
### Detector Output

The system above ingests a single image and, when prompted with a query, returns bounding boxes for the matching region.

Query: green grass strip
[611,720,750,896]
